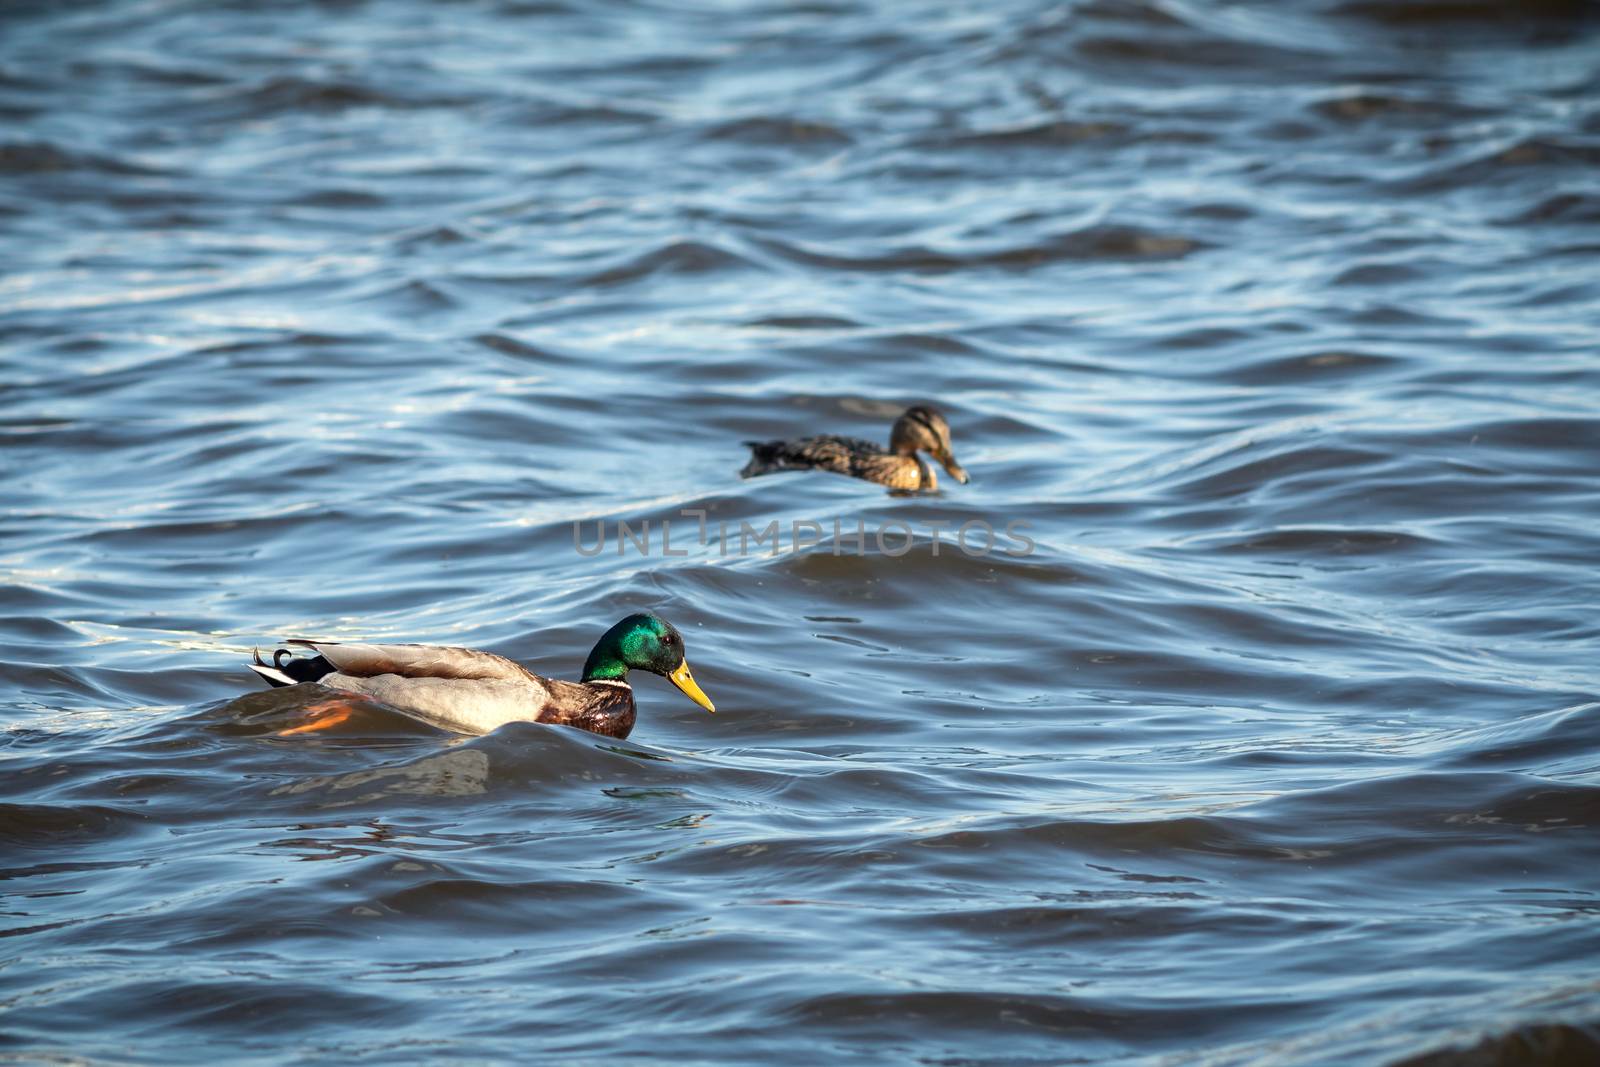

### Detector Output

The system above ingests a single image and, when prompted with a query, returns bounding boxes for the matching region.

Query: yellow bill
[668,660,716,714]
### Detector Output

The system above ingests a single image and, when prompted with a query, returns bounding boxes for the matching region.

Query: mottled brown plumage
[740,405,970,491]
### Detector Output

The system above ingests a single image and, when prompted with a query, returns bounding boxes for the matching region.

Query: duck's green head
[582,612,715,713]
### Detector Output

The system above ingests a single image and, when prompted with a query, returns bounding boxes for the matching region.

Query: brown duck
[740,405,970,491]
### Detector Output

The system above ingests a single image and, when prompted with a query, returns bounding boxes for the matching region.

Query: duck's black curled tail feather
[250,647,336,688]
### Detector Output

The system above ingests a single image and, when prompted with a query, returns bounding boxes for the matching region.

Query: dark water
[4,0,1600,1062]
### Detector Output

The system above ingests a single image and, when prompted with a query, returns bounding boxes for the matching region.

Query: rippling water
[4,0,1600,1062]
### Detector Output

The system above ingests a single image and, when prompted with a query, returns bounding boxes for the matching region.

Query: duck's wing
[741,434,884,478]
[287,640,537,683]
[280,642,574,734]
[325,674,563,735]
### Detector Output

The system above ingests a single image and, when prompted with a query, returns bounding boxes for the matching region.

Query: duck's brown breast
[535,680,638,738]
[854,452,931,490]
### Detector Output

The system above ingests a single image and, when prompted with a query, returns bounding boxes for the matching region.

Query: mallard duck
[740,405,970,491]
[247,612,714,739]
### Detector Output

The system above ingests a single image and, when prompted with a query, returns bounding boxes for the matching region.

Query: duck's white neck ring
[586,678,632,688]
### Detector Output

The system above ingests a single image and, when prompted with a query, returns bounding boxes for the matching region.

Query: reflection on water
[270,749,492,805]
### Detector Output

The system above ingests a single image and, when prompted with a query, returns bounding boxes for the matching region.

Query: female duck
[249,612,713,739]
[740,405,969,492]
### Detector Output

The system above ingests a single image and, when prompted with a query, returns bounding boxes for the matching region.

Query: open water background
[3,1,1599,1063]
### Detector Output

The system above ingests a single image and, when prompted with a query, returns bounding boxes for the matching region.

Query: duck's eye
[662,633,677,646]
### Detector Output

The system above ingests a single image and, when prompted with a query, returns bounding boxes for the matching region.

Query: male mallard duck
[740,405,970,491]
[247,612,713,739]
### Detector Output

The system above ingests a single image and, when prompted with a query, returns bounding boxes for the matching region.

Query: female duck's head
[582,612,715,713]
[890,405,969,484]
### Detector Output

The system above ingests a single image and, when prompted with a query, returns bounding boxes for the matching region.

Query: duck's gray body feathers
[255,640,638,738]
